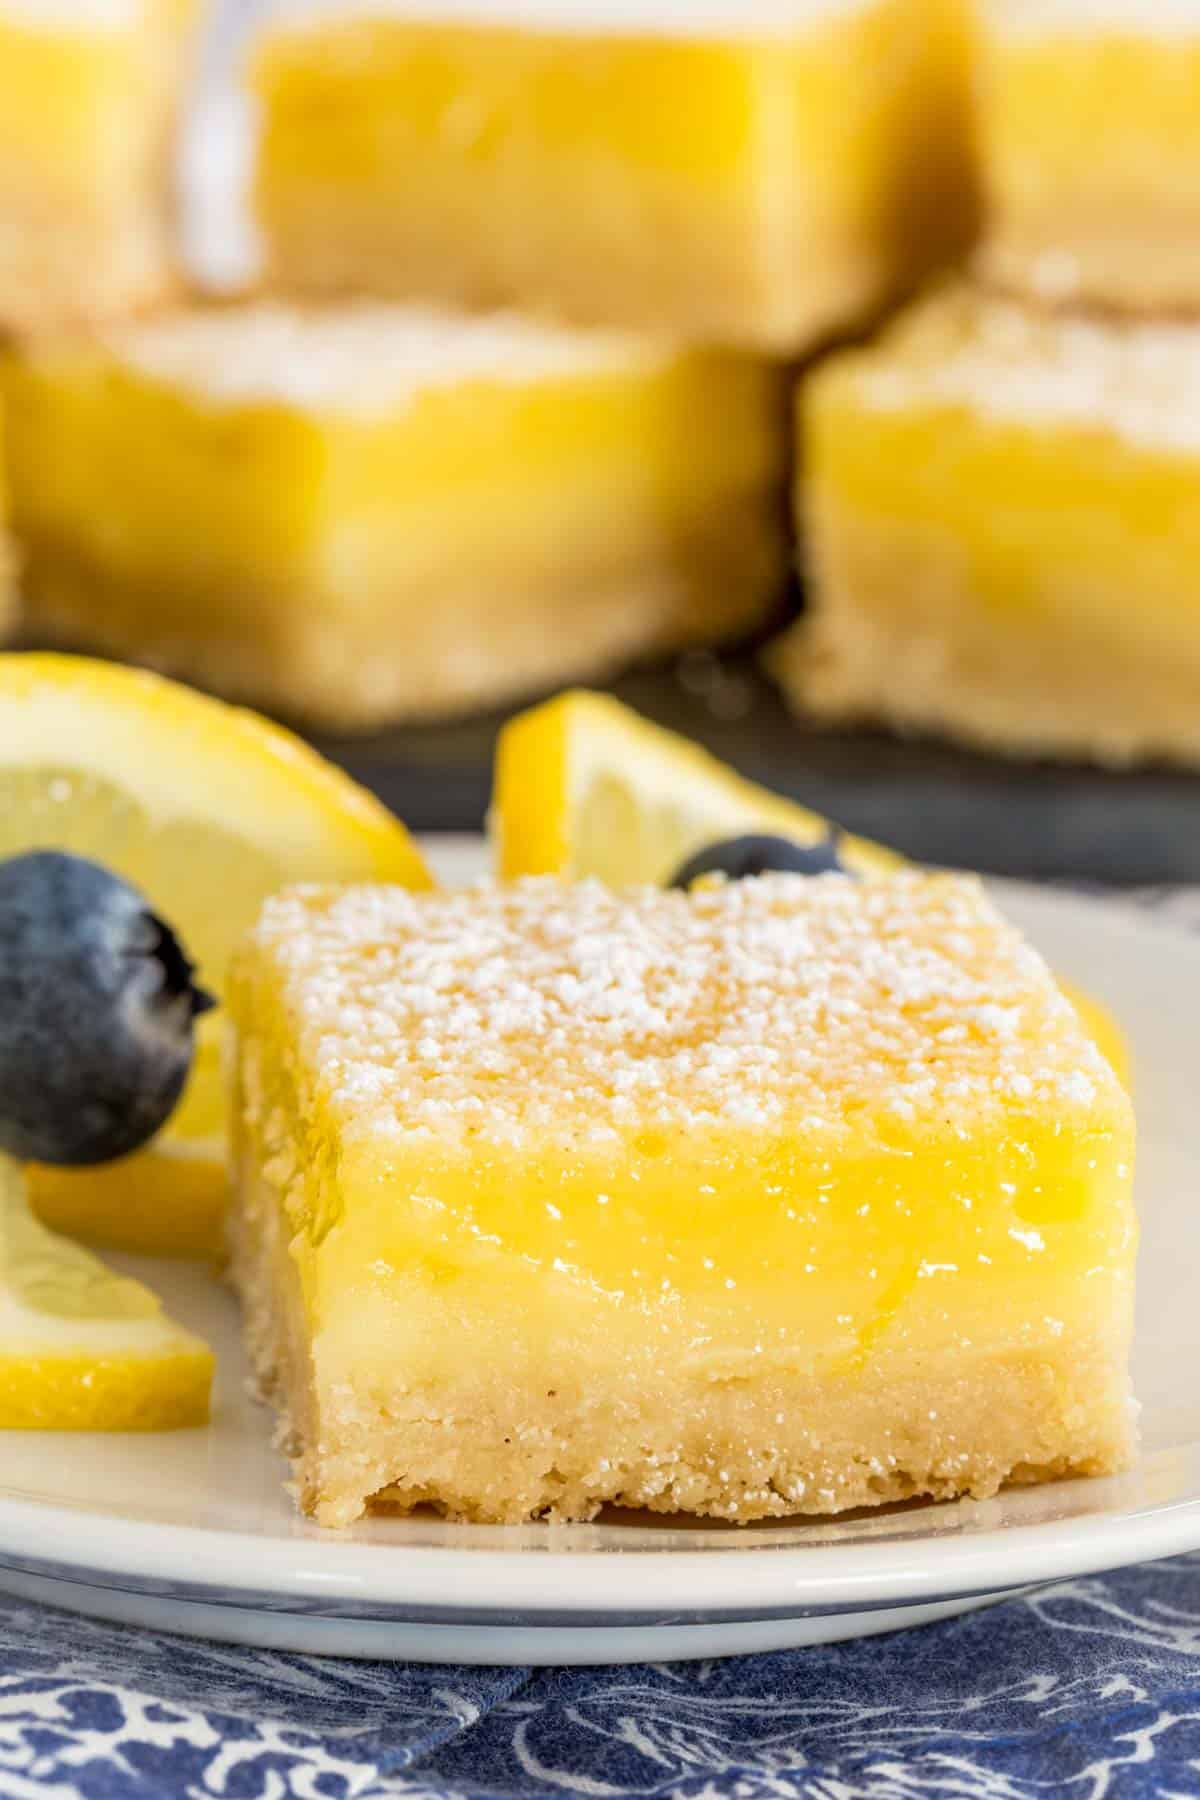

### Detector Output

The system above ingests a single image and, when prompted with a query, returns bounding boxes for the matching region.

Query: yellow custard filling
[3,302,784,728]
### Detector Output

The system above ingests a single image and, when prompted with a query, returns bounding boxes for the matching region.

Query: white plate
[0,846,1197,1665]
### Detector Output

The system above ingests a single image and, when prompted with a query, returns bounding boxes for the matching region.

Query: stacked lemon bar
[251,0,977,352]
[974,0,1200,313]
[772,0,1200,765]
[773,285,1200,764]
[0,0,198,334]
[0,0,979,725]
[3,302,784,727]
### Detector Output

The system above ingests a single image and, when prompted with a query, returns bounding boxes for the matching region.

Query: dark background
[314,651,1200,886]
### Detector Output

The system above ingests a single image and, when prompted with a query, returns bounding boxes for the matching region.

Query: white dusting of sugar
[0,0,141,26]
[849,286,1200,456]
[264,0,879,43]
[985,0,1200,40]
[98,300,671,415]
[240,871,1123,1156]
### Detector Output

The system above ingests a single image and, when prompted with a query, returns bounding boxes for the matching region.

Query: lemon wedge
[0,1156,213,1429]
[493,689,1130,1087]
[492,689,899,885]
[0,654,432,1259]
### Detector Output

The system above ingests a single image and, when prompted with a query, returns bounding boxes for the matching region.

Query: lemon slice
[492,689,1130,1086]
[0,654,432,1259]
[0,1156,213,1429]
[492,689,900,885]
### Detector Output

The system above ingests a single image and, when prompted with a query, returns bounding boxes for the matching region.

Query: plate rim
[2,1456,1200,1621]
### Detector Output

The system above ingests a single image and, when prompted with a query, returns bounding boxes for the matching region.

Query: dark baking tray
[313,652,1200,887]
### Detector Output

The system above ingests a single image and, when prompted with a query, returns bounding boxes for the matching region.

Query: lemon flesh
[0,1156,213,1429]
[0,654,431,1257]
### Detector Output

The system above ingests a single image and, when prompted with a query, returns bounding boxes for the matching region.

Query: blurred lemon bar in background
[974,0,1200,312]
[2,301,786,729]
[772,284,1200,766]
[0,0,197,334]
[230,870,1135,1527]
[251,0,977,353]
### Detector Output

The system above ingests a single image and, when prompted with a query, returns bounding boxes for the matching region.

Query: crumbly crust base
[773,495,1200,766]
[17,501,783,730]
[230,1124,1136,1532]
[256,212,893,357]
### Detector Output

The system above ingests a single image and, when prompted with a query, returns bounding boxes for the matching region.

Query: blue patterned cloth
[4,1558,1200,1798]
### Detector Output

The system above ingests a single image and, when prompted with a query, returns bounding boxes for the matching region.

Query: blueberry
[669,831,849,890]
[0,851,213,1166]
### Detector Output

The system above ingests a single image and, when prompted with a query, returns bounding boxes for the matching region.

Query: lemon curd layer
[251,0,976,353]
[774,284,1200,765]
[0,0,196,333]
[230,871,1136,1529]
[3,302,784,729]
[975,0,1200,311]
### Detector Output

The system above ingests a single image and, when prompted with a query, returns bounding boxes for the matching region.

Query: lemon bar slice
[230,870,1136,1528]
[0,1156,212,1430]
[0,0,197,334]
[250,0,976,353]
[975,0,1200,312]
[4,301,786,729]
[774,283,1200,765]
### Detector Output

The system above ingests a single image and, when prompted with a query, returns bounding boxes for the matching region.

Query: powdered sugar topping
[986,0,1200,41]
[101,300,669,415]
[849,286,1200,455]
[0,0,143,26]
[241,872,1119,1154]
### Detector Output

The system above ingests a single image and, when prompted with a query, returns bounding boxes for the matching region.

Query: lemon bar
[975,1,1200,312]
[250,0,976,353]
[0,0,197,334]
[229,871,1136,1529]
[775,284,1200,765]
[2,301,785,729]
